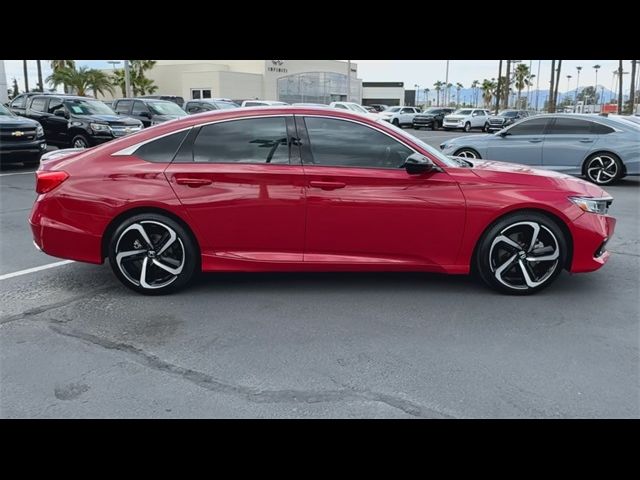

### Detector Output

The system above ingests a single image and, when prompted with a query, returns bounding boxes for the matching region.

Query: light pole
[535,60,541,111]
[414,84,420,106]
[593,64,601,110]
[574,66,582,110]
[444,60,450,105]
[124,60,132,98]
[107,60,121,71]
[346,60,351,103]
[566,75,572,109]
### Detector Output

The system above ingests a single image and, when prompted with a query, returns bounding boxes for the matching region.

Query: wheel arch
[470,207,574,272]
[101,206,201,262]
[453,146,482,158]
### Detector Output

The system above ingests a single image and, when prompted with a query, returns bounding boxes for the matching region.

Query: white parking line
[0,170,37,177]
[0,260,75,281]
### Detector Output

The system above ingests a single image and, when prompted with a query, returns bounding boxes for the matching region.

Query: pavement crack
[0,286,118,325]
[48,324,457,418]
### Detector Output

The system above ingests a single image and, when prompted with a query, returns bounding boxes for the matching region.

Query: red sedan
[30,106,616,295]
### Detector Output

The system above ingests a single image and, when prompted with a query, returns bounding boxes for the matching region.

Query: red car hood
[469,159,609,197]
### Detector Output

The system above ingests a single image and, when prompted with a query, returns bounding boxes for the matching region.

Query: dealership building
[101,60,362,104]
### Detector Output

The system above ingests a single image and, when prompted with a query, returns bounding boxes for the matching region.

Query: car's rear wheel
[71,134,90,149]
[453,148,481,159]
[431,121,438,131]
[392,118,400,128]
[108,213,198,295]
[483,122,490,132]
[583,152,622,185]
[464,122,471,132]
[475,212,567,295]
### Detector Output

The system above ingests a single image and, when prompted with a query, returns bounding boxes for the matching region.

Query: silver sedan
[439,114,640,185]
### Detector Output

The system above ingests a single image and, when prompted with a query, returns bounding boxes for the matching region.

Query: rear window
[30,97,48,112]
[115,100,132,114]
[134,130,190,163]
[590,122,615,134]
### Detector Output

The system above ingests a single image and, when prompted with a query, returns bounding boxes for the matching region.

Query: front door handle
[175,177,213,187]
[528,139,543,143]
[579,138,594,143]
[309,180,346,190]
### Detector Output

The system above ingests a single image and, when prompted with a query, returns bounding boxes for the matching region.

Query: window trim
[297,114,419,170]
[132,100,150,115]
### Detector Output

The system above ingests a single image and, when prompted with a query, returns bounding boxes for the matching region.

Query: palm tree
[433,81,444,106]
[514,63,531,109]
[618,60,624,114]
[548,60,556,112]
[554,60,563,111]
[446,83,453,106]
[471,80,479,107]
[86,69,115,98]
[50,60,76,93]
[36,60,43,92]
[134,76,158,96]
[628,60,636,114]
[423,88,430,105]
[455,82,463,107]
[503,60,511,108]
[481,79,495,108]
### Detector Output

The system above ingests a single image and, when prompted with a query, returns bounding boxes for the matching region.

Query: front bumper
[0,138,47,160]
[413,118,435,127]
[443,121,464,129]
[569,213,616,273]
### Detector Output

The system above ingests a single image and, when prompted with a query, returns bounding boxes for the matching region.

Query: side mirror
[139,111,151,118]
[54,109,67,118]
[403,153,440,175]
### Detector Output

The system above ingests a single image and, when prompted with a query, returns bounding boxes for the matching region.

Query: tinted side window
[590,122,615,134]
[548,118,593,134]
[304,117,413,169]
[135,130,190,163]
[30,97,47,112]
[132,101,149,115]
[508,118,551,135]
[401,108,413,113]
[115,100,132,114]
[244,101,261,107]
[474,110,485,116]
[47,98,64,114]
[11,95,27,108]
[193,117,289,164]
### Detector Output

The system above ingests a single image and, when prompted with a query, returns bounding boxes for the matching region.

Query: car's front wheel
[71,134,90,149]
[463,122,471,132]
[453,148,481,159]
[583,152,623,185]
[475,212,567,294]
[108,213,198,295]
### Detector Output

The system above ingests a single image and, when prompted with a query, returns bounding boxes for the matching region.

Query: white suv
[442,108,491,132]
[378,106,421,127]
[329,102,382,119]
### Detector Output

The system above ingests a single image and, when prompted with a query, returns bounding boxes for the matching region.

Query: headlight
[90,123,110,132]
[569,196,613,214]
[36,125,44,137]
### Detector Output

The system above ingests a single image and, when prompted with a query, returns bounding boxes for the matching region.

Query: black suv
[183,99,239,114]
[486,110,529,132]
[112,98,187,128]
[412,107,454,130]
[24,95,143,148]
[0,103,47,166]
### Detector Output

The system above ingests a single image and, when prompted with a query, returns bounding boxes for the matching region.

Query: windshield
[422,108,441,114]
[378,119,464,168]
[63,99,116,115]
[453,109,472,115]
[345,103,368,113]
[213,101,239,109]
[499,111,518,117]
[385,107,401,113]
[148,101,186,116]
[0,104,11,116]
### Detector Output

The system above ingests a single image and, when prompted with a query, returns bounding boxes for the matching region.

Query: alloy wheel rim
[457,150,477,159]
[586,156,617,184]
[115,220,185,289]
[74,138,87,148]
[489,221,560,290]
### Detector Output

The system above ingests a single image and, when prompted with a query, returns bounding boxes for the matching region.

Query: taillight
[36,171,69,194]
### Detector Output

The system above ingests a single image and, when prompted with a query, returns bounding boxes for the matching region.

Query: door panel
[486,135,543,165]
[164,116,306,262]
[542,118,599,171]
[302,166,466,266]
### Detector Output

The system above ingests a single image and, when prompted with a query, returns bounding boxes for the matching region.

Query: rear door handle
[579,138,594,143]
[175,177,213,187]
[528,139,543,143]
[309,180,346,190]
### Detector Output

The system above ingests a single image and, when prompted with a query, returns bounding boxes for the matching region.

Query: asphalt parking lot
[1,129,638,418]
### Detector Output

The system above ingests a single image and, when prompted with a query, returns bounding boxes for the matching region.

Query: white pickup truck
[442,108,491,132]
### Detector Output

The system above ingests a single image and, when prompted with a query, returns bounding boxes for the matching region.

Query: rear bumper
[569,213,616,273]
[29,197,104,264]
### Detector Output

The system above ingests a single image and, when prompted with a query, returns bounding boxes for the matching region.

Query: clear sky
[4,59,634,95]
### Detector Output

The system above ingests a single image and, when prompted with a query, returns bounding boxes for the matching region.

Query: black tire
[453,148,481,159]
[475,211,567,295]
[71,134,90,149]
[108,213,198,295]
[392,118,400,127]
[583,152,623,185]
[413,125,420,130]
[483,123,490,132]
[463,122,471,132]
[431,121,438,131]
